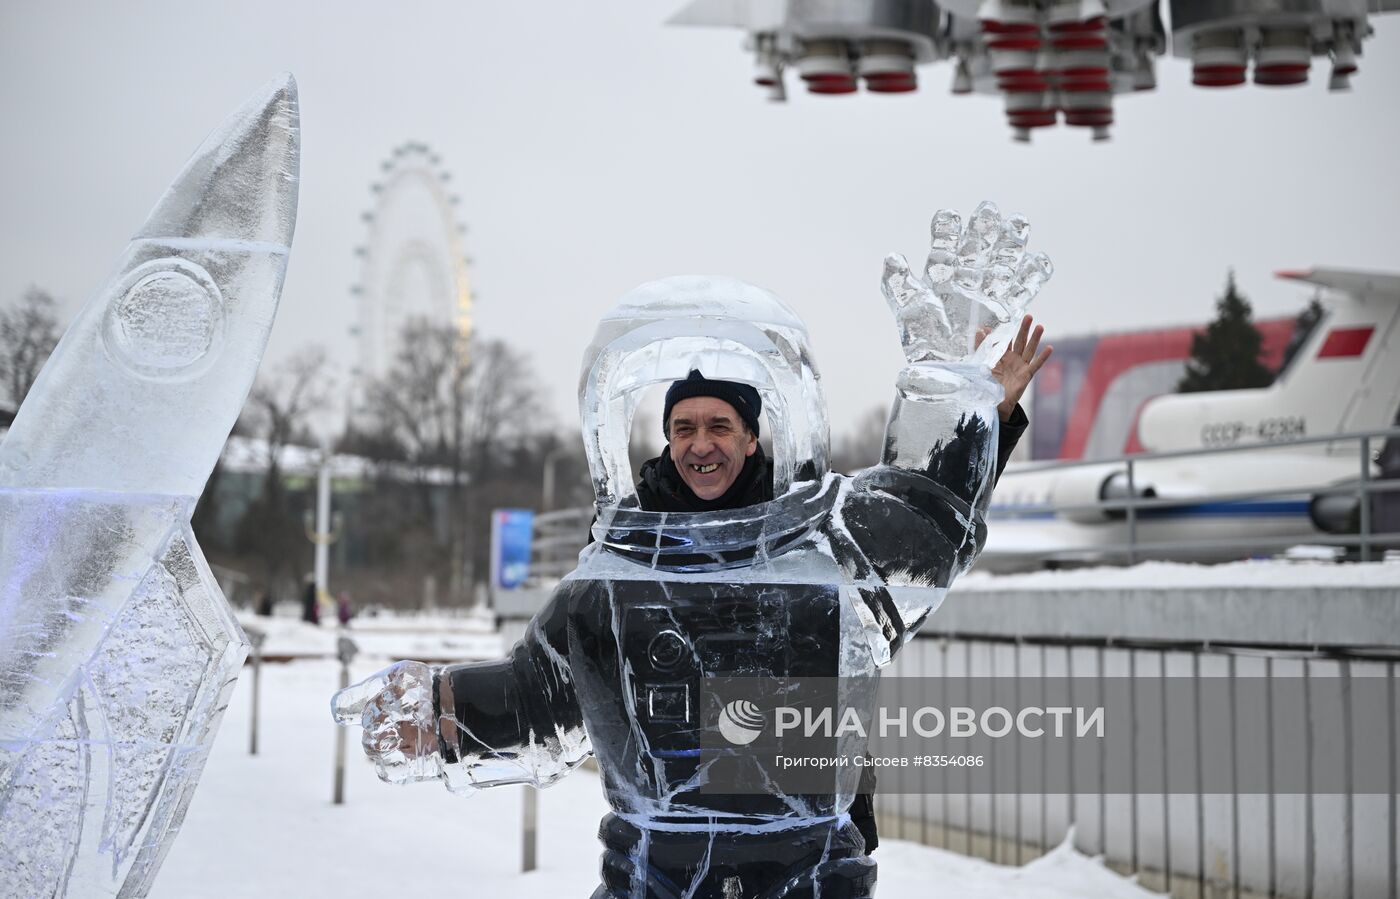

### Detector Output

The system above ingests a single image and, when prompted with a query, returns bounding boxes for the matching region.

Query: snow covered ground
[154,658,1161,898]
[234,608,504,660]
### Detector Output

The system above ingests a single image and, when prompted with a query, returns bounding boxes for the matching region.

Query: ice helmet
[579,276,830,507]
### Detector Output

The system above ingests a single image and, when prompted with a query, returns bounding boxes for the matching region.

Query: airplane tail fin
[1137,267,1400,452]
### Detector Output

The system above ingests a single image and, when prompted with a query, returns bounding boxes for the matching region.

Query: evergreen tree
[1178,271,1273,393]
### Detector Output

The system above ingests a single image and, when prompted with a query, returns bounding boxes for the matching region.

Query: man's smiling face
[666,396,758,501]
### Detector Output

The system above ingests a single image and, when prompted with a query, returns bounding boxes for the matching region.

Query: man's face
[666,396,758,501]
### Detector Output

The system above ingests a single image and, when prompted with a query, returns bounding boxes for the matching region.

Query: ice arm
[332,589,589,793]
[838,424,996,666]
[880,362,1002,508]
[436,595,590,789]
[833,382,999,663]
[846,204,1051,584]
[831,207,1054,662]
[836,466,988,667]
[830,359,1001,589]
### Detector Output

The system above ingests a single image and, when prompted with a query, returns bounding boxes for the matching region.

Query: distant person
[1374,411,1400,539]
[337,591,354,627]
[301,577,319,626]
[256,591,274,617]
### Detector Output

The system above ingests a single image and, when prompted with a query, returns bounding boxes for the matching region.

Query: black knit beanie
[662,370,762,438]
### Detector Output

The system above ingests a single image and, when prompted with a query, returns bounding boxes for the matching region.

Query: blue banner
[493,508,534,590]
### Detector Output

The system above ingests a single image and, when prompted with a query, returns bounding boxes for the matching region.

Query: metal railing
[528,506,595,581]
[990,425,1400,565]
[874,631,1400,899]
[522,427,1400,572]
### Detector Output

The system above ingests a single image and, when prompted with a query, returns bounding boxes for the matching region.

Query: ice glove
[882,201,1052,366]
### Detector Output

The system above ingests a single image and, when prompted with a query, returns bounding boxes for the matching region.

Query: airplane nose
[134,72,299,247]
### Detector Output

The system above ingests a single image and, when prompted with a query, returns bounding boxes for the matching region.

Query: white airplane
[982,267,1400,570]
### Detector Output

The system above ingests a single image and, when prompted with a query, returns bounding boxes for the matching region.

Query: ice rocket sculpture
[0,75,299,897]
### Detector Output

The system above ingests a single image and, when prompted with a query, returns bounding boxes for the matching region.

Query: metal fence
[872,632,1400,899]
[527,427,1400,573]
[528,506,594,582]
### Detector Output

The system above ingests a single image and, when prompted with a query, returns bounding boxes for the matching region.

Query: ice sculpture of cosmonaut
[335,204,1050,898]
[0,77,298,897]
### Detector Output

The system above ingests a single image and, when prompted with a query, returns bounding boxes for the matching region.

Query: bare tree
[464,337,544,472]
[358,319,546,602]
[459,338,546,594]
[0,287,61,409]
[234,346,334,598]
[364,320,464,493]
[242,347,335,460]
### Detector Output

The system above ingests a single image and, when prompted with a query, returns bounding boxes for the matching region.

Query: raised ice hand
[331,659,444,785]
[883,202,1052,365]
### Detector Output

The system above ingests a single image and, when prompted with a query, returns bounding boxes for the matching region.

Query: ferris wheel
[349,141,473,386]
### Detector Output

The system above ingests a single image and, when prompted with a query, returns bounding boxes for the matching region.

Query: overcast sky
[2,2,1397,439]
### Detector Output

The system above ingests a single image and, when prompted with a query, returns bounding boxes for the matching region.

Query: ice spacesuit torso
[436,277,1002,897]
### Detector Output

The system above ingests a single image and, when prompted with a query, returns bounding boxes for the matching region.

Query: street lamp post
[541,446,570,513]
[522,445,569,873]
[302,447,342,620]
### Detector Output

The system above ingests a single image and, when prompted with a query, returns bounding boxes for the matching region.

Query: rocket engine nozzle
[1254,27,1312,86]
[798,39,858,94]
[1192,29,1248,87]
[860,39,919,93]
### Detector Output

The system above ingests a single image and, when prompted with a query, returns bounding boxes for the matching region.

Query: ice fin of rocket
[0,74,300,497]
[136,72,299,246]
